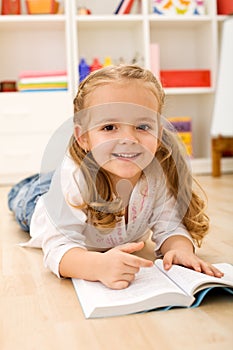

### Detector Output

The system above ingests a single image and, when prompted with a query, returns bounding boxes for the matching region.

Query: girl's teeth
[115,153,138,158]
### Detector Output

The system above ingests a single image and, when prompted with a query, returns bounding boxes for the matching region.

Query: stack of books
[17,70,68,92]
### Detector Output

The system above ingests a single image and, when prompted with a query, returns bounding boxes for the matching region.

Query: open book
[72,259,233,319]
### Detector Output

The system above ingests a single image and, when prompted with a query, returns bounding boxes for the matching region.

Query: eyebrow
[95,117,157,125]
[136,117,157,124]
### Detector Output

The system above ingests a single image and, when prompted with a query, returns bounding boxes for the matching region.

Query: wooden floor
[0,175,233,350]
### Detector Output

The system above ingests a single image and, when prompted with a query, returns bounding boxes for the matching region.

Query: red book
[118,0,135,14]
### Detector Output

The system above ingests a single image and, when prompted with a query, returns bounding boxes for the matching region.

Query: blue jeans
[8,172,53,232]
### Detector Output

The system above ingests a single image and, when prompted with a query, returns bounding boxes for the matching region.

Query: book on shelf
[115,0,135,15]
[72,259,233,319]
[18,70,67,79]
[114,0,125,14]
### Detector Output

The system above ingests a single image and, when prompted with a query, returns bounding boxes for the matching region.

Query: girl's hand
[163,250,224,278]
[97,242,153,290]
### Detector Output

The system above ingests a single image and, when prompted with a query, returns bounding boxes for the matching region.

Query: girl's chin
[99,158,152,179]
[104,166,143,180]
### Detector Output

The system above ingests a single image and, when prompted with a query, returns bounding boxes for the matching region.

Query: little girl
[9,65,223,289]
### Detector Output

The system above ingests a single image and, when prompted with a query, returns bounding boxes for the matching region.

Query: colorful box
[160,70,211,88]
[151,0,205,16]
[168,116,193,157]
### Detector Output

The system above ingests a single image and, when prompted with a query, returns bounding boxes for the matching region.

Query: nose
[118,127,138,144]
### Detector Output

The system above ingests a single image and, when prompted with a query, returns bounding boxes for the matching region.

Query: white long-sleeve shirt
[28,153,193,277]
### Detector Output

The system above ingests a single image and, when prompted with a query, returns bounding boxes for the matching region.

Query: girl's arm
[160,235,223,277]
[59,241,153,290]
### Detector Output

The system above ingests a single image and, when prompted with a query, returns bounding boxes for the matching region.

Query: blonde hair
[69,65,209,246]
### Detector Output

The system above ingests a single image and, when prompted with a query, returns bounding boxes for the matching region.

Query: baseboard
[0,172,33,186]
[191,157,233,175]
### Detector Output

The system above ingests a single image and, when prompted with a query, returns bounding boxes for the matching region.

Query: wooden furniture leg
[211,137,233,177]
[212,145,221,177]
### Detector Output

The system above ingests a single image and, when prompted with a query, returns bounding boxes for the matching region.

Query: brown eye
[103,124,116,131]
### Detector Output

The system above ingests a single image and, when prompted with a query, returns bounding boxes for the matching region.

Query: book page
[72,264,189,315]
[155,260,233,295]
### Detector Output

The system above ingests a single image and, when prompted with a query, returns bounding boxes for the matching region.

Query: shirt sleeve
[30,155,88,278]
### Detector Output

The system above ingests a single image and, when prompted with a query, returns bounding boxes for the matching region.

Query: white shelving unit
[67,0,233,175]
[0,0,74,184]
[0,0,232,184]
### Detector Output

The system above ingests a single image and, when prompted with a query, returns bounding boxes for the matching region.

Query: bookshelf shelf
[76,14,144,22]
[216,15,228,21]
[0,14,65,21]
[148,15,212,22]
[164,87,215,95]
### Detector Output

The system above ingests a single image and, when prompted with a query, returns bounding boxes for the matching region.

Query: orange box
[160,70,211,88]
[26,0,59,14]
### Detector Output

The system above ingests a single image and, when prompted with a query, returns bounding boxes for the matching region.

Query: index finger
[124,255,154,269]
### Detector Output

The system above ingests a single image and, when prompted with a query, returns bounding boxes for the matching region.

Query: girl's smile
[111,152,142,160]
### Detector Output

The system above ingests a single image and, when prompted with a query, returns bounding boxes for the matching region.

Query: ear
[74,126,89,152]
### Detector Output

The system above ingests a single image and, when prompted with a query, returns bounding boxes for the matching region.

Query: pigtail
[69,136,125,232]
[156,129,209,246]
